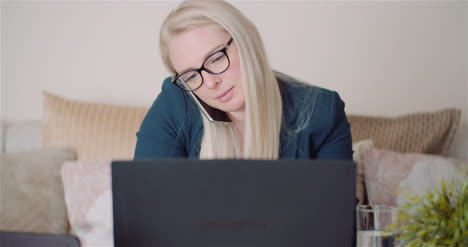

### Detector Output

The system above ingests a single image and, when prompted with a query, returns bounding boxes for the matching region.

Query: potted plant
[391,176,468,246]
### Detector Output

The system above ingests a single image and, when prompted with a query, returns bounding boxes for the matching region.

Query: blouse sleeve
[134,78,188,159]
[314,91,354,159]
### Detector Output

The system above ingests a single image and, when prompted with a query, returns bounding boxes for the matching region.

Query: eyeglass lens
[176,50,229,91]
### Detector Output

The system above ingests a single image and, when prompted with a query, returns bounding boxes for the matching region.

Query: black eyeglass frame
[172,37,234,92]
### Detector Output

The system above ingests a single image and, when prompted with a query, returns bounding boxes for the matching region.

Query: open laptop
[112,159,356,247]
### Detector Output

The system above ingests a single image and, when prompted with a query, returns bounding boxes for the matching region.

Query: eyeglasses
[172,37,234,92]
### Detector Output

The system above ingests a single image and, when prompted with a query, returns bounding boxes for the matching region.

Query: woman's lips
[216,87,234,102]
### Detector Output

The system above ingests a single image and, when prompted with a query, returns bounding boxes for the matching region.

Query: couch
[1,92,467,246]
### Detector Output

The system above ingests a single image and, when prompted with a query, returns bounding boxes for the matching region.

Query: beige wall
[1,1,467,124]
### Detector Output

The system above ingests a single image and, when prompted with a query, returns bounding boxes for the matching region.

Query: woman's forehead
[169,25,230,73]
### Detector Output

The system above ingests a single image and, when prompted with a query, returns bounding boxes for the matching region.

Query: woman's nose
[201,71,221,89]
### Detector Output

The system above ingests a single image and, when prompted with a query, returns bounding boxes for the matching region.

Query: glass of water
[356,205,398,247]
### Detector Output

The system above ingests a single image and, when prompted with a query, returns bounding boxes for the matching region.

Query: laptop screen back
[112,159,356,247]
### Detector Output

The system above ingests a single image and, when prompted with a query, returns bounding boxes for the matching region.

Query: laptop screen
[112,159,356,247]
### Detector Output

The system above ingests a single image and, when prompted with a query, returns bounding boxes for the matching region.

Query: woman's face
[169,25,245,114]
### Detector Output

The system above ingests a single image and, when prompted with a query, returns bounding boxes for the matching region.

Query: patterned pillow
[354,140,467,207]
[61,160,113,247]
[43,92,148,160]
[348,108,460,155]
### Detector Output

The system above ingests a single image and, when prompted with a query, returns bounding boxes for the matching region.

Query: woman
[134,0,353,160]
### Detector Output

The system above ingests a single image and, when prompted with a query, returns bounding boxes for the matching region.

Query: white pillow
[61,160,113,247]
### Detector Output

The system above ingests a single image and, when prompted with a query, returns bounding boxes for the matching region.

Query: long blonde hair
[160,0,282,159]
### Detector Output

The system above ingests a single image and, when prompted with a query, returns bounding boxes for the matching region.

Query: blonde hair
[160,0,282,159]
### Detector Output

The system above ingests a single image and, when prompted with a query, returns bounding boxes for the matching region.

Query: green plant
[391,176,468,246]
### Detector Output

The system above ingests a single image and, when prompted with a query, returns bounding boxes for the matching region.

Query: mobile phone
[187,91,232,125]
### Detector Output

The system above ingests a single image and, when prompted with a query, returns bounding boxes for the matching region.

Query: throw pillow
[42,92,148,160]
[354,140,467,207]
[395,158,466,208]
[61,160,113,247]
[348,108,461,155]
[0,148,77,234]
[352,141,369,205]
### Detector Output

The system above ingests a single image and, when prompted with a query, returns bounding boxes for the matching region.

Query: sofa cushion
[61,160,113,247]
[43,92,148,160]
[354,140,467,207]
[348,108,461,155]
[0,148,77,234]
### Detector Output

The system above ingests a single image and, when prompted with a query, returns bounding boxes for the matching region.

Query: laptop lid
[112,159,356,247]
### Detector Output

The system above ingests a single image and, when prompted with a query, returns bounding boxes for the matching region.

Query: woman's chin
[218,101,245,114]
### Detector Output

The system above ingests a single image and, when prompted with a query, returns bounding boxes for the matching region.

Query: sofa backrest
[1,120,467,160]
[1,121,42,153]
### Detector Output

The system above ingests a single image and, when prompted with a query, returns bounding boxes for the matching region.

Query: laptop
[112,159,356,247]
[0,232,80,247]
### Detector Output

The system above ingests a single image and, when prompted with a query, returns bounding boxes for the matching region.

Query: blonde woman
[135,0,353,161]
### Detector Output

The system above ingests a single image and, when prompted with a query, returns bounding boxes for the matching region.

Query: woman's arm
[315,91,354,160]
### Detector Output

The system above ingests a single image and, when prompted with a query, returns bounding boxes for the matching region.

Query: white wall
[2,1,467,124]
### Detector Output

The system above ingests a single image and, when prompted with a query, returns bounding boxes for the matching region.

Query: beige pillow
[0,148,77,234]
[61,160,113,247]
[348,108,460,155]
[43,92,148,160]
[354,140,467,207]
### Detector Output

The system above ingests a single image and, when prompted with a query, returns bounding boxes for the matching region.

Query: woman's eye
[186,74,196,82]
[211,54,224,63]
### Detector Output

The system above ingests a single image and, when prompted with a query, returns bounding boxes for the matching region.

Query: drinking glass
[356,205,398,247]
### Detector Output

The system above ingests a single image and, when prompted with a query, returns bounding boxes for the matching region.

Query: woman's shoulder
[154,76,194,107]
[160,76,185,96]
[275,72,340,111]
[275,71,347,135]
[145,76,200,124]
